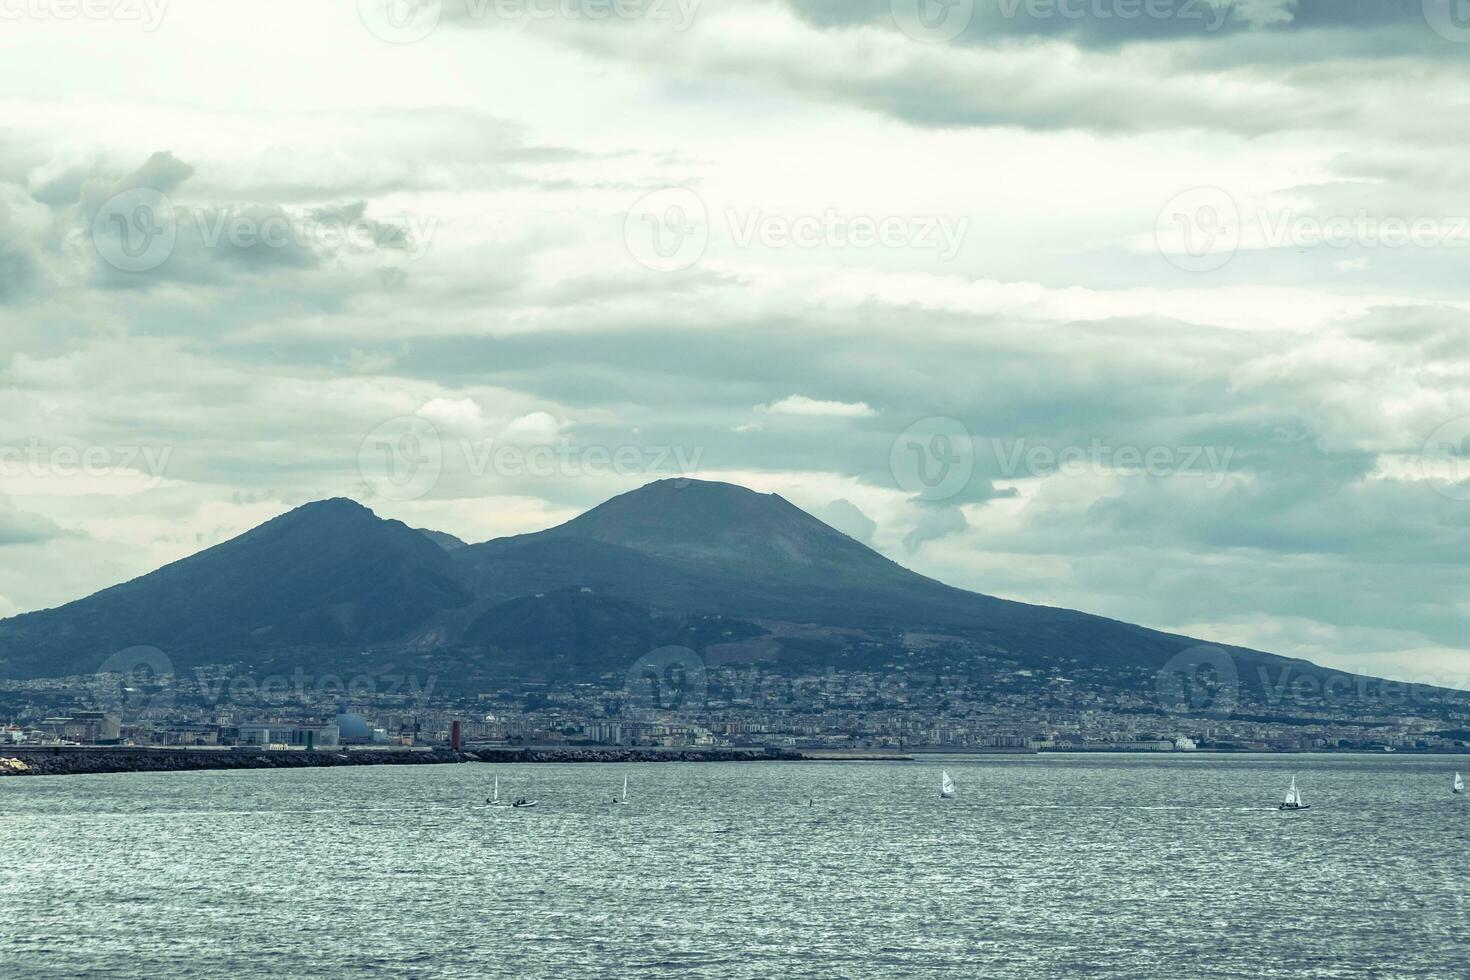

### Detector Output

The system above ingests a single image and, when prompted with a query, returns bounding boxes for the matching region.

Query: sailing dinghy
[486,776,509,808]
[610,775,631,805]
[1278,776,1310,811]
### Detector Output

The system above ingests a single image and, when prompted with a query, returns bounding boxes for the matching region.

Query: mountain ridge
[0,480,1433,720]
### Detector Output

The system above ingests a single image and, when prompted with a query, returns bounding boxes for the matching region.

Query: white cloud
[757,395,876,418]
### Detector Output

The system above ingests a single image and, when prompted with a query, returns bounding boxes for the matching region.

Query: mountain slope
[448,481,1324,694]
[0,498,471,675]
[0,481,1435,719]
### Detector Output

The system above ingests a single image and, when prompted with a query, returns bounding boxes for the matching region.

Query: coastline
[2,745,1462,777]
[0,745,807,776]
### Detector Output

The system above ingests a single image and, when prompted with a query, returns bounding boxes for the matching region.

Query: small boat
[940,770,956,800]
[609,775,631,806]
[512,798,539,809]
[1455,772,1464,795]
[1278,776,1310,811]
[485,776,509,807]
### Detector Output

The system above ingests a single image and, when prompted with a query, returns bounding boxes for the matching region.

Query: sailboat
[1454,772,1464,795]
[609,775,631,806]
[940,770,956,799]
[1278,776,1310,811]
[485,775,509,807]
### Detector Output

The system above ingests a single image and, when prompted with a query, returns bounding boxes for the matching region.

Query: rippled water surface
[3,754,1468,978]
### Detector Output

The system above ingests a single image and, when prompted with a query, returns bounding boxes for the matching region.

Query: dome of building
[335,713,371,741]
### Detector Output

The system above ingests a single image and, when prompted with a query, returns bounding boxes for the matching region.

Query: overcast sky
[2,0,1469,682]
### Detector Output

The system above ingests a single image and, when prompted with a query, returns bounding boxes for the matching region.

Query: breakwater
[1,746,471,776]
[470,748,802,764]
[0,745,805,776]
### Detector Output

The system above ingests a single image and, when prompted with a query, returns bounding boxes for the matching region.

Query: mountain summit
[545,479,891,572]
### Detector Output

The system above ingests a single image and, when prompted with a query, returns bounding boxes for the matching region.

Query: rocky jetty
[0,748,469,777]
[0,745,803,776]
[471,748,801,764]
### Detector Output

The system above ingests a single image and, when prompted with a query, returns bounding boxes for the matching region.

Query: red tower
[451,720,462,752]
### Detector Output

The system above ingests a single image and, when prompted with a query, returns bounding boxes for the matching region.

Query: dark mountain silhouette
[0,480,1446,718]
[0,498,470,676]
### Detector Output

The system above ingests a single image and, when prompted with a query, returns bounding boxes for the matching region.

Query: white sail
[1455,772,1463,793]
[1283,777,1302,807]
[622,775,629,803]
[940,770,956,798]
[493,775,499,804]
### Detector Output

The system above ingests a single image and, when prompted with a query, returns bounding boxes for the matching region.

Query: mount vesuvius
[0,479,1449,719]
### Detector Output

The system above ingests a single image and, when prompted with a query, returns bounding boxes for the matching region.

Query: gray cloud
[0,497,64,547]
[818,498,878,545]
